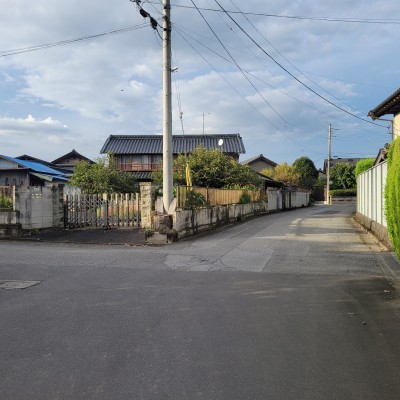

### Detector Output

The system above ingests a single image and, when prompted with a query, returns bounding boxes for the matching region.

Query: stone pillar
[52,185,65,228]
[140,182,155,229]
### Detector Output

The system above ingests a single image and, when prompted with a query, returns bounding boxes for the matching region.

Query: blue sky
[0,0,398,169]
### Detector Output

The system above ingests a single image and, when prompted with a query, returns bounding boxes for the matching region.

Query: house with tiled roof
[51,149,93,175]
[241,154,277,173]
[368,87,400,140]
[100,134,246,181]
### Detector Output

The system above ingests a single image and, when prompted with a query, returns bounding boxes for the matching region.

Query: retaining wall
[173,202,268,238]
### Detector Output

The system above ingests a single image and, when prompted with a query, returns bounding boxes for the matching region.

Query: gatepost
[140,182,155,229]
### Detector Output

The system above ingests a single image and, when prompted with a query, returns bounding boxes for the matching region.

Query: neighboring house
[51,149,93,177]
[322,157,363,173]
[257,173,283,189]
[100,134,246,181]
[0,154,69,187]
[241,154,277,173]
[368,87,400,140]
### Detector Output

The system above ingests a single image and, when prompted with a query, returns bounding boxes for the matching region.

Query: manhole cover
[0,280,41,290]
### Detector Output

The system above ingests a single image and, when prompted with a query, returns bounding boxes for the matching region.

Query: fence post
[135,193,139,227]
[102,193,108,228]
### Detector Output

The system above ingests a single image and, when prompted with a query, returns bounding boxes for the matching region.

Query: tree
[292,156,318,188]
[152,146,261,189]
[69,154,137,193]
[329,162,356,190]
[260,163,300,186]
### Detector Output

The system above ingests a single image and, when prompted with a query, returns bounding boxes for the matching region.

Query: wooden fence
[64,193,140,228]
[176,186,267,209]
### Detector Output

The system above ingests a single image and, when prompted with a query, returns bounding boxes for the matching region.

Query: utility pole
[326,124,331,205]
[202,112,210,135]
[162,0,173,213]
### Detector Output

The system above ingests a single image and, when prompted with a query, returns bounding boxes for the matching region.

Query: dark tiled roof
[100,134,246,155]
[241,154,277,167]
[51,149,93,164]
[368,88,400,119]
[132,171,153,181]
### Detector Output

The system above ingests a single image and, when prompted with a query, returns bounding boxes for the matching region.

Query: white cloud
[0,115,68,135]
[0,0,396,167]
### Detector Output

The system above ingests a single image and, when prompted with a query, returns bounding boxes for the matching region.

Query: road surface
[1,204,400,399]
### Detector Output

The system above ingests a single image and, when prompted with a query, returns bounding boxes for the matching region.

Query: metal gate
[64,193,140,228]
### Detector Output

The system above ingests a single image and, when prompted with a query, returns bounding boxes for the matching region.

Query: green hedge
[385,138,400,258]
[330,188,357,197]
[355,158,375,177]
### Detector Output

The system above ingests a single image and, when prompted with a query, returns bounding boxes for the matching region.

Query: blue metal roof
[100,134,246,155]
[0,154,67,176]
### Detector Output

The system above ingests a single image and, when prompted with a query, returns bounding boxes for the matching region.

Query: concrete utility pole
[162,0,173,213]
[326,123,331,205]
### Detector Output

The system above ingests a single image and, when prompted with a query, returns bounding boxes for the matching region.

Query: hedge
[329,188,357,197]
[385,138,400,258]
[355,158,375,177]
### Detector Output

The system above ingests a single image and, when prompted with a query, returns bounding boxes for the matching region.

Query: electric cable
[0,24,149,57]
[190,0,288,126]
[214,0,386,127]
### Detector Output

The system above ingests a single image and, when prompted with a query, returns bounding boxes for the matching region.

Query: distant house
[322,157,363,174]
[51,149,93,176]
[0,154,69,187]
[100,134,246,181]
[241,154,277,173]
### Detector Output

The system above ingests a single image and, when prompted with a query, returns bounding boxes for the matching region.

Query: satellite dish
[218,139,224,146]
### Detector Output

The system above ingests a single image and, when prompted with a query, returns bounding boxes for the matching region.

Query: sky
[0,0,399,170]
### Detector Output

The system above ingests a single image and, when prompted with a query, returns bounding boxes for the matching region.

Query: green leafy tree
[69,154,137,193]
[355,158,375,177]
[329,162,356,190]
[153,146,261,188]
[292,156,318,188]
[260,163,300,186]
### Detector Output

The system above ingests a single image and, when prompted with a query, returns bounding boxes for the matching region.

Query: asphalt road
[1,204,400,399]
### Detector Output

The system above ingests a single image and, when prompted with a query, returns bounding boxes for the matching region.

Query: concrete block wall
[14,186,64,230]
[173,202,268,238]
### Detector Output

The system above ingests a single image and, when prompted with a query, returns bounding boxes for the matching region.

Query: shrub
[329,188,357,197]
[0,194,13,211]
[385,138,400,258]
[239,191,252,204]
[184,191,207,209]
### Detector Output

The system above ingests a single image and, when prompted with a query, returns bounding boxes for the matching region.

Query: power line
[227,0,367,117]
[214,0,386,128]
[174,28,327,157]
[0,24,149,57]
[190,0,287,126]
[172,5,400,25]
